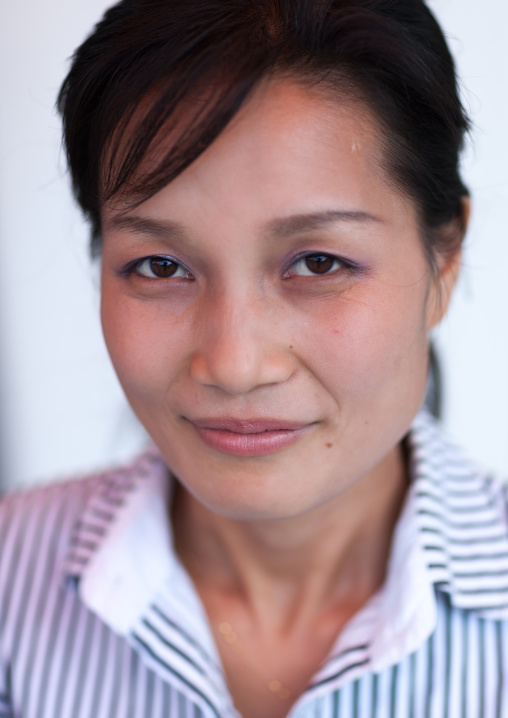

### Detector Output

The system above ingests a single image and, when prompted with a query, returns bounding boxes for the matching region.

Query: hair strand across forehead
[58,0,470,261]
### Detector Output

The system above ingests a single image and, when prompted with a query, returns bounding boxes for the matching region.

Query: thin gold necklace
[218,622,291,700]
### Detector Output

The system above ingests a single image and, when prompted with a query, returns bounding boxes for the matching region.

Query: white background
[0,0,507,490]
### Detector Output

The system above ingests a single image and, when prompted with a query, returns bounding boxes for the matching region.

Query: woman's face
[100,80,455,520]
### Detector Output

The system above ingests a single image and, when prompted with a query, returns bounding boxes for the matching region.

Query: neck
[172,443,407,632]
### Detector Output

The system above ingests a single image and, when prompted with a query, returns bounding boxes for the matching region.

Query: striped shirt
[1,409,508,717]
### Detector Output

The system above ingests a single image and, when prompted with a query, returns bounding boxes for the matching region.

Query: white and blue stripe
[1,410,508,717]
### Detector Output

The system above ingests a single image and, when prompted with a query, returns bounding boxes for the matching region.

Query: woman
[1,1,506,716]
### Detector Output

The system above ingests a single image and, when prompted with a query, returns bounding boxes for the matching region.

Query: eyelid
[283,251,359,277]
[118,251,361,279]
[121,254,192,278]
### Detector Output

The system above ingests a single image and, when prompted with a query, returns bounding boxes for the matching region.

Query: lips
[187,417,315,456]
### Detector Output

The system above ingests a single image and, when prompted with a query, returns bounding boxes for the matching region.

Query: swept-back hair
[58,0,470,264]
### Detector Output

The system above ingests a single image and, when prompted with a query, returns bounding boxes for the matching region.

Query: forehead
[103,78,414,233]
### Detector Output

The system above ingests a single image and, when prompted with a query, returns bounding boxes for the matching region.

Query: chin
[181,467,333,522]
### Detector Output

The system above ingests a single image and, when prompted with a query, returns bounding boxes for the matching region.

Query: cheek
[100,287,186,401]
[292,280,430,401]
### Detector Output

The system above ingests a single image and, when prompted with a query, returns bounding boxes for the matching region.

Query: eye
[286,253,348,277]
[132,256,191,279]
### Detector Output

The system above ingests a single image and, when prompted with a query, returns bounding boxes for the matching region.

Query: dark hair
[58,0,470,265]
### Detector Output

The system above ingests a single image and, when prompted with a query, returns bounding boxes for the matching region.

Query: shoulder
[409,408,508,527]
[0,448,158,596]
[0,475,97,574]
[409,409,508,619]
[410,408,508,499]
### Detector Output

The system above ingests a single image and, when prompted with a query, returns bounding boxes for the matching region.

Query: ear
[425,196,471,330]
[425,250,461,330]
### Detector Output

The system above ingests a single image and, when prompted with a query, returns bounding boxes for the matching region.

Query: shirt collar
[64,445,234,717]
[410,409,508,619]
[63,409,508,711]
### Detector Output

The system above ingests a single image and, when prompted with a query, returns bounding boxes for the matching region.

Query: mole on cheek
[326,443,333,449]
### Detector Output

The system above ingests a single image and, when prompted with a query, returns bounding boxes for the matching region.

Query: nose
[190,291,295,395]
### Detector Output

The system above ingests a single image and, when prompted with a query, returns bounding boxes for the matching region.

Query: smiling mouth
[186,418,315,457]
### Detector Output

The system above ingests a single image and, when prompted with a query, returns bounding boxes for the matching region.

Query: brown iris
[304,254,335,274]
[149,258,179,278]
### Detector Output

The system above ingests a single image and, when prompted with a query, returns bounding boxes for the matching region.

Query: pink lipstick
[188,418,314,457]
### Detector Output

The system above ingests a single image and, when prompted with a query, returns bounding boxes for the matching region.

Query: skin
[100,80,462,718]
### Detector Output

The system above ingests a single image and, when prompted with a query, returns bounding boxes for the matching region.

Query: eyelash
[122,252,359,280]
[282,253,358,279]
[122,255,193,280]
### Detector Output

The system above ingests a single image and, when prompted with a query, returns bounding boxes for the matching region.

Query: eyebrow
[265,210,381,238]
[105,215,187,241]
[105,209,381,242]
